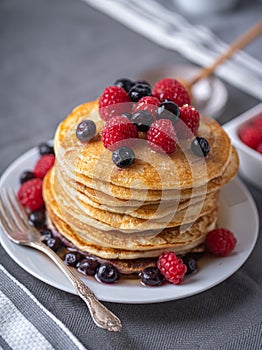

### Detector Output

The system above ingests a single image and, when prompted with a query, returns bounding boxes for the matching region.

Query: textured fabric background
[0,265,86,350]
[0,1,261,349]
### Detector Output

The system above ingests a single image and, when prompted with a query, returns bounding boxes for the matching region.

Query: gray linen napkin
[0,265,86,350]
[81,0,262,100]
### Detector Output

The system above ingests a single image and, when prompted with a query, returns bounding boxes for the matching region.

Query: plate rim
[0,147,259,304]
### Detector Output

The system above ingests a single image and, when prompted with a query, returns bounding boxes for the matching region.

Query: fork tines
[0,188,38,239]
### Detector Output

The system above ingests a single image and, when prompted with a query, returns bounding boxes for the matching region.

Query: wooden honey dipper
[183,19,262,91]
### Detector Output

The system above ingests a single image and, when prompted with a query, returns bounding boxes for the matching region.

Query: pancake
[48,217,205,275]
[55,146,238,203]
[54,164,217,219]
[46,169,218,232]
[54,100,232,190]
[46,202,218,259]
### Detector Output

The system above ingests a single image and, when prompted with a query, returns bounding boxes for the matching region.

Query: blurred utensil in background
[83,0,262,100]
[186,19,262,88]
[173,0,239,16]
[141,20,262,117]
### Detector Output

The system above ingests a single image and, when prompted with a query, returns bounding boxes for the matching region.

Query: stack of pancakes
[43,100,239,268]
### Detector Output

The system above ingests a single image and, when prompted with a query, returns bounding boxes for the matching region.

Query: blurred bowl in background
[224,103,262,190]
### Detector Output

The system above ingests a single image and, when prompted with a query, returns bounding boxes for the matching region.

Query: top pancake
[54,100,232,190]
[55,146,239,203]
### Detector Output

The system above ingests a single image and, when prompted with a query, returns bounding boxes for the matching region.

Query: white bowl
[223,103,262,190]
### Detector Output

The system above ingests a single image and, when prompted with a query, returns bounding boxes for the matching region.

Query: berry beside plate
[238,114,262,154]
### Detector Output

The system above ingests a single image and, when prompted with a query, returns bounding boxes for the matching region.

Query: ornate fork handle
[29,240,122,332]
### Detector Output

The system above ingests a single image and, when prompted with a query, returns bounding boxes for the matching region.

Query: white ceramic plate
[0,147,259,304]
[139,63,228,119]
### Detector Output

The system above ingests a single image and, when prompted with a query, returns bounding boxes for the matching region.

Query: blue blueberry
[157,100,180,126]
[96,263,119,283]
[20,170,35,184]
[112,146,135,168]
[191,137,210,157]
[28,210,46,228]
[182,256,197,275]
[129,83,152,102]
[130,110,154,132]
[38,143,54,156]
[135,80,151,87]
[76,120,96,143]
[77,258,100,276]
[63,251,83,267]
[40,229,53,241]
[140,266,164,286]
[45,237,63,251]
[114,78,135,93]
[121,112,133,121]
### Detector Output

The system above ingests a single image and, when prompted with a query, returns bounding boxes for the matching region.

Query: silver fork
[0,188,122,332]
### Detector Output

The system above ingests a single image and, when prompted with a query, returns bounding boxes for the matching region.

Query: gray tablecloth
[0,1,261,349]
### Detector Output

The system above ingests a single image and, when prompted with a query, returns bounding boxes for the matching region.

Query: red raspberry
[98,86,132,121]
[152,78,191,107]
[147,119,177,154]
[256,142,262,154]
[176,104,200,139]
[17,178,44,211]
[251,115,262,130]
[157,252,187,285]
[239,126,262,149]
[101,115,138,150]
[133,96,160,118]
[205,228,237,257]
[33,154,55,179]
